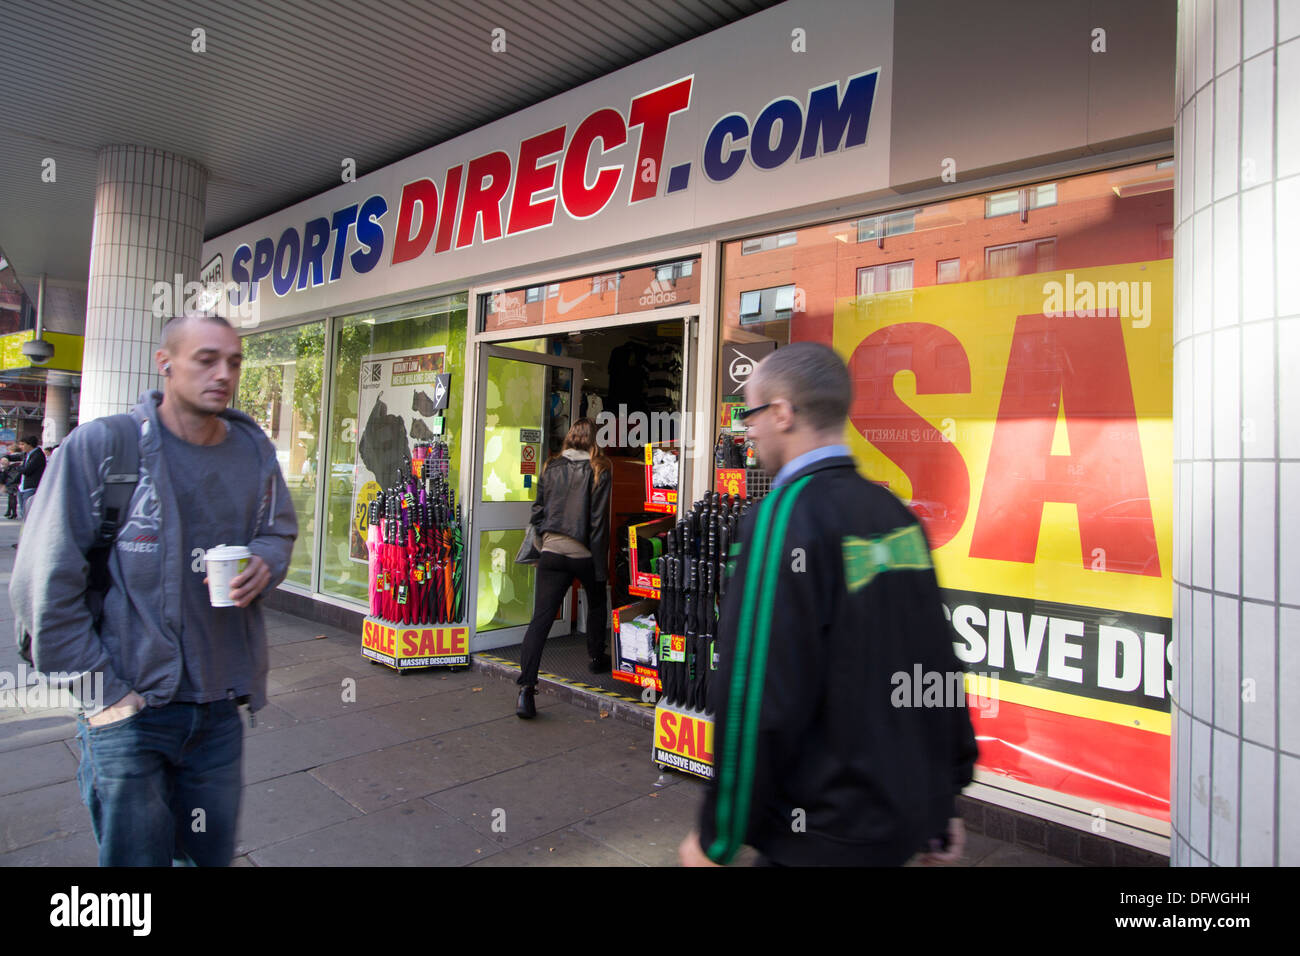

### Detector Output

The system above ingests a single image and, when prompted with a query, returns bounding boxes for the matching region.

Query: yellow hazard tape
[473,654,653,707]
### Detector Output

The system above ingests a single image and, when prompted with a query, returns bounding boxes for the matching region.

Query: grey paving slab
[232,854,256,866]
[0,779,91,854]
[243,702,302,737]
[975,843,1079,867]
[241,711,412,784]
[264,657,373,696]
[570,784,702,867]
[470,826,642,867]
[564,733,683,791]
[0,740,78,796]
[249,798,500,866]
[363,683,550,740]
[0,828,99,867]
[235,771,362,856]
[952,829,1005,866]
[267,635,361,666]
[310,726,532,813]
[467,706,644,764]
[0,710,77,752]
[349,664,486,702]
[426,750,646,850]
[270,674,412,722]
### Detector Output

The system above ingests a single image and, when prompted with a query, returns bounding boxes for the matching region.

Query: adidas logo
[638,279,678,307]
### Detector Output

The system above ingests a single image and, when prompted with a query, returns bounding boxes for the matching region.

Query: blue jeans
[75,699,244,866]
[18,489,35,519]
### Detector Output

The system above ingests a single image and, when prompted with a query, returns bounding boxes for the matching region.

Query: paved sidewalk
[0,516,1068,867]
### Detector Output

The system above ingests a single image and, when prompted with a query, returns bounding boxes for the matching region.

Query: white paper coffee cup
[206,545,252,607]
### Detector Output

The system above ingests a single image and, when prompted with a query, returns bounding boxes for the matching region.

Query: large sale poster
[349,346,448,560]
[833,260,1173,825]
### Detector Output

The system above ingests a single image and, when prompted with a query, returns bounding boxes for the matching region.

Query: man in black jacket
[16,435,46,518]
[680,343,978,866]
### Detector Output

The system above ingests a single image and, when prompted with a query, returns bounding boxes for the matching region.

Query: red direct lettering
[507,126,565,236]
[400,630,419,657]
[560,108,627,219]
[434,165,463,254]
[627,76,693,203]
[848,323,972,548]
[418,629,437,656]
[391,178,439,265]
[450,628,467,653]
[969,313,1160,575]
[456,151,512,249]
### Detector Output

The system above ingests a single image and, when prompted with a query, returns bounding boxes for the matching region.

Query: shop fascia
[203,69,880,320]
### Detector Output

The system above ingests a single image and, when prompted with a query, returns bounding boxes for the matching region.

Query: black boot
[588,653,612,674]
[516,685,536,719]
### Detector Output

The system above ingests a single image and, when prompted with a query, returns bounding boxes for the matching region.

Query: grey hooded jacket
[9,391,297,714]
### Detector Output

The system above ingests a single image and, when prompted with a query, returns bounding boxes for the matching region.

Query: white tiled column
[1172,0,1299,867]
[80,146,207,421]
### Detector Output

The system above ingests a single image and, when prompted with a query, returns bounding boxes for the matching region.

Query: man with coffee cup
[11,312,298,866]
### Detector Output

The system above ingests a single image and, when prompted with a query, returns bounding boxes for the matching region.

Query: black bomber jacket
[528,449,612,581]
[698,454,979,866]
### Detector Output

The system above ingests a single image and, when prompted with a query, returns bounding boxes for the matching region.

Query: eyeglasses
[736,399,797,422]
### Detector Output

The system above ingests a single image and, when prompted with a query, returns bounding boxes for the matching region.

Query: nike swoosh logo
[556,289,594,314]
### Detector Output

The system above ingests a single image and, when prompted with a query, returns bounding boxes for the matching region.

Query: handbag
[514,524,541,565]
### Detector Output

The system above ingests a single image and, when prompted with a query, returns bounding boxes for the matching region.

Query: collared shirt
[771,443,851,489]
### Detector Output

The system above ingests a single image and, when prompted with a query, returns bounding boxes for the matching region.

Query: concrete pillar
[1171,0,1300,866]
[42,381,71,446]
[80,146,208,421]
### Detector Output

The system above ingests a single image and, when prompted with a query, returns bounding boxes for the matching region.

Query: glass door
[470,344,583,650]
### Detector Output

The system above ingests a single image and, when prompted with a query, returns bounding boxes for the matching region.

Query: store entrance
[470,317,692,696]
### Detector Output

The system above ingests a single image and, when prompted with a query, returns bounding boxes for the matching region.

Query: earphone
[163,363,171,376]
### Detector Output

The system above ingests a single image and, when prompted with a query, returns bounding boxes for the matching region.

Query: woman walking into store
[516,418,612,718]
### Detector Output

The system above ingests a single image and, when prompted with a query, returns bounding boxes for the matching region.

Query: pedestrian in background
[680,342,978,867]
[3,443,22,519]
[16,435,45,518]
[515,417,612,718]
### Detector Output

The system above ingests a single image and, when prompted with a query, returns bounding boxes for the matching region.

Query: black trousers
[517,551,607,687]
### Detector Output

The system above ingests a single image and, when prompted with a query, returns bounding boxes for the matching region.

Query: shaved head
[751,342,851,433]
[159,312,233,352]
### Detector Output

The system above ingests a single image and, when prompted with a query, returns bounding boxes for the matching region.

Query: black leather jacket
[529,451,612,581]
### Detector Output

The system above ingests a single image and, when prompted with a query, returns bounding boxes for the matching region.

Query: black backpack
[17,414,140,667]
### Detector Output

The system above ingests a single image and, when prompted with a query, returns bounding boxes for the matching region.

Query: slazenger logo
[638,279,677,307]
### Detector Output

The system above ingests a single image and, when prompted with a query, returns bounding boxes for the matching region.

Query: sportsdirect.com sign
[201,1,894,326]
